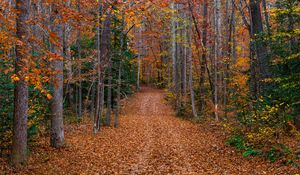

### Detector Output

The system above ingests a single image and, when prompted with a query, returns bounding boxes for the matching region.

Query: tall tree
[11,0,30,166]
[200,0,208,115]
[187,14,197,117]
[77,0,83,119]
[95,8,111,133]
[214,0,222,120]
[249,0,270,95]
[50,4,64,148]
[171,2,177,92]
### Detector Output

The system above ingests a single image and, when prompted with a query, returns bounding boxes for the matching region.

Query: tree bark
[11,0,30,166]
[94,5,111,133]
[214,0,221,121]
[106,56,112,126]
[187,14,197,117]
[94,3,102,134]
[77,1,82,119]
[171,2,177,92]
[50,4,64,148]
[115,60,122,128]
[249,0,270,95]
[199,0,208,116]
[137,26,142,91]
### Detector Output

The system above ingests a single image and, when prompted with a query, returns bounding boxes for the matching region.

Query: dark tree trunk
[250,0,270,95]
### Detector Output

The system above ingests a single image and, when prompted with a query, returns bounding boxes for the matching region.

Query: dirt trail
[2,87,298,174]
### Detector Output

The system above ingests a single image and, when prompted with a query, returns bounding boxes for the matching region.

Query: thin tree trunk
[182,13,187,96]
[94,3,101,134]
[106,57,112,126]
[232,0,237,63]
[187,14,197,117]
[115,60,122,128]
[214,0,221,121]
[137,26,142,91]
[77,1,82,119]
[64,0,74,112]
[199,0,208,115]
[116,29,124,128]
[171,2,177,91]
[90,82,96,120]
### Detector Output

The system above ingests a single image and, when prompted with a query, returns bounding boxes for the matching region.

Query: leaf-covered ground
[1,87,299,174]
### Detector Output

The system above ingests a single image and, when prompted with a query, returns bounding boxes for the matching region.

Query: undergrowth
[226,134,300,167]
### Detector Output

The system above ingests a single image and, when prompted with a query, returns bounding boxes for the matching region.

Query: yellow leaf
[46,94,53,100]
[11,75,20,82]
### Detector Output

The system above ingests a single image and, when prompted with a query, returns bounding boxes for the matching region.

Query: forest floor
[1,87,299,174]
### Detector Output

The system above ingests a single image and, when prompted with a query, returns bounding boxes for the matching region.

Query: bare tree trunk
[223,0,235,118]
[137,26,142,91]
[115,60,122,128]
[11,0,30,166]
[50,4,64,148]
[250,0,270,95]
[182,13,187,96]
[106,57,112,126]
[171,2,177,91]
[187,14,197,118]
[100,76,105,117]
[94,5,102,133]
[232,0,237,63]
[64,0,74,111]
[94,6,111,133]
[94,2,103,133]
[90,82,96,119]
[214,0,221,121]
[116,18,124,127]
[199,0,208,115]
[77,1,82,119]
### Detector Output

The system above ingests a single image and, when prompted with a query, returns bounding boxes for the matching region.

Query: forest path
[5,87,297,174]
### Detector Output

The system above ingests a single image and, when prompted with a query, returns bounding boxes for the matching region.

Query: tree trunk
[94,6,111,133]
[182,13,187,96]
[214,0,221,121]
[232,0,237,63]
[64,1,75,112]
[106,57,112,126]
[77,1,82,119]
[137,26,142,91]
[50,4,64,148]
[187,14,197,117]
[11,0,30,166]
[250,0,270,95]
[171,2,177,91]
[115,60,122,128]
[94,3,102,133]
[199,0,208,115]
